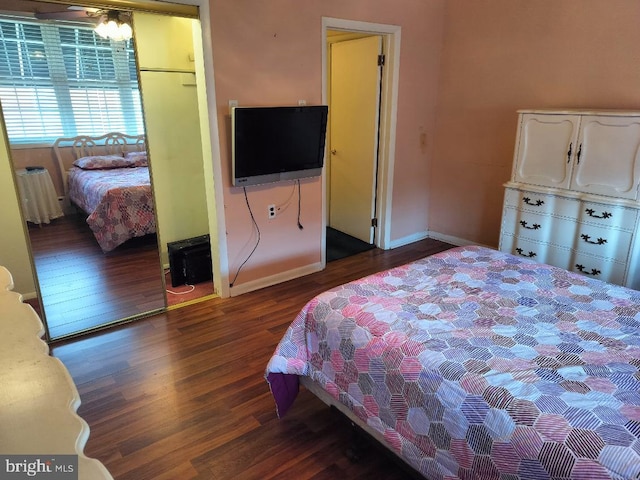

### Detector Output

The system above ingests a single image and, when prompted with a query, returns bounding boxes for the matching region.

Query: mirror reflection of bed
[4,7,217,340]
[14,132,164,339]
[18,130,215,338]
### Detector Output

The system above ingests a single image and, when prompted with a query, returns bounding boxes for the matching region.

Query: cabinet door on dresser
[513,113,580,189]
[571,115,640,200]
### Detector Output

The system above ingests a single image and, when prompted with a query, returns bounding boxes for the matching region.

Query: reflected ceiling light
[94,10,132,42]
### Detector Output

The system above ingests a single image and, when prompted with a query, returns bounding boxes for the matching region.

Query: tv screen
[232,105,328,187]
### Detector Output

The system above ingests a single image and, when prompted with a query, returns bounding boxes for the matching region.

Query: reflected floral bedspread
[266,246,640,480]
[68,166,156,252]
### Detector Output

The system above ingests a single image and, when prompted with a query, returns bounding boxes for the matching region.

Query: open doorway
[323,19,401,264]
[326,32,381,262]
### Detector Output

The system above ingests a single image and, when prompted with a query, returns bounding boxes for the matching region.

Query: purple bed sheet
[265,245,640,479]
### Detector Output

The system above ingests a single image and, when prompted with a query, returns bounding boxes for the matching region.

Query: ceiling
[1,1,79,16]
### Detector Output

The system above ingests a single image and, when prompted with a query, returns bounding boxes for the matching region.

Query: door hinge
[371,218,378,227]
[378,54,385,66]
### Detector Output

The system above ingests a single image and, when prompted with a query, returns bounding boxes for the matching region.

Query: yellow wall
[134,14,209,264]
[0,115,35,294]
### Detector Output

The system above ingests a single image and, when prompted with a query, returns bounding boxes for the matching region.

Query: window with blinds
[0,17,144,145]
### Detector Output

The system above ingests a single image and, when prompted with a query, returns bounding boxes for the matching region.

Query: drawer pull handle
[585,208,612,219]
[515,248,537,258]
[522,197,544,207]
[576,143,582,164]
[581,234,607,245]
[575,264,601,276]
[567,142,572,163]
[519,220,541,230]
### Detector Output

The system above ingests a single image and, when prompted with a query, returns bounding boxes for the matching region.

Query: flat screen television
[231,105,329,187]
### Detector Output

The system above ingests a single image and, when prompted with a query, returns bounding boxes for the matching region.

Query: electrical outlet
[268,204,276,219]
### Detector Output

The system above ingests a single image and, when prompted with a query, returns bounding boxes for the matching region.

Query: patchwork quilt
[68,166,156,252]
[266,246,640,479]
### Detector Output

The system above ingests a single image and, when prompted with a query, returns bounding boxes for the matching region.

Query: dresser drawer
[499,234,571,270]
[502,207,577,248]
[577,202,639,231]
[499,234,626,285]
[503,207,633,262]
[574,224,632,262]
[504,188,579,217]
[569,252,626,286]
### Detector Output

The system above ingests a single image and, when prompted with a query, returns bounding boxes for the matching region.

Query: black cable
[296,179,303,230]
[230,187,260,287]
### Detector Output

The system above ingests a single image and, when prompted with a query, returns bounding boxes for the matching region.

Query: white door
[571,115,640,200]
[329,36,382,243]
[514,113,580,190]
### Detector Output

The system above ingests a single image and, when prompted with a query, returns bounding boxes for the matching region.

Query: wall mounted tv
[231,105,329,187]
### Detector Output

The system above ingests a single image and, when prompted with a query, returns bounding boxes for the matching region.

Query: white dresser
[499,109,640,289]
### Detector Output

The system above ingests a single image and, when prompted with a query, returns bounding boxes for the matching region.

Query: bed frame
[300,376,422,476]
[53,132,146,198]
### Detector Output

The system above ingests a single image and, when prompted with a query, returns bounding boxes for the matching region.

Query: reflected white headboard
[53,132,146,196]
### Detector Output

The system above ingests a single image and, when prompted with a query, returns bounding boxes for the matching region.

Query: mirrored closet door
[0,1,214,340]
[1,9,166,339]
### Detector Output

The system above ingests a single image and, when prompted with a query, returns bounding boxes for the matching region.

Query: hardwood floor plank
[27,215,167,339]
[51,238,454,479]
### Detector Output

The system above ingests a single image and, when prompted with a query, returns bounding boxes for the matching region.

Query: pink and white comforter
[266,246,640,480]
[68,166,156,252]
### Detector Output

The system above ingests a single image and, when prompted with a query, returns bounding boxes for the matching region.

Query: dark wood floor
[51,238,454,480]
[27,214,167,339]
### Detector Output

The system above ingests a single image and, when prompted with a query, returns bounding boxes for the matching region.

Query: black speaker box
[167,234,212,287]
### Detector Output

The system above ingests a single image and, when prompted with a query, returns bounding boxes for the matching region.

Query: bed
[265,245,640,480]
[54,132,155,252]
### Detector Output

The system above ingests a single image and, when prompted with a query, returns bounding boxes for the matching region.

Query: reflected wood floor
[28,214,166,339]
[51,238,454,480]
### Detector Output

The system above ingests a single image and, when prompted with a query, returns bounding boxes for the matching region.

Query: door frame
[321,17,401,265]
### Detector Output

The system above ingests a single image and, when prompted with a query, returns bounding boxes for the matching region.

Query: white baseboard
[427,231,495,250]
[387,231,430,249]
[386,230,493,250]
[230,261,323,297]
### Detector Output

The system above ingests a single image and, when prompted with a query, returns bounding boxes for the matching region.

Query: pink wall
[431,0,640,247]
[209,0,446,286]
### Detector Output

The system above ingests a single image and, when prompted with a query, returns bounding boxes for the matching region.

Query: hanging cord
[166,285,196,295]
[163,268,196,295]
[230,187,260,287]
[297,179,303,230]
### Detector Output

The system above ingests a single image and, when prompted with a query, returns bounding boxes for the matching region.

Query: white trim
[20,291,38,301]
[427,231,494,250]
[321,17,401,264]
[388,230,493,250]
[229,262,323,297]
[388,231,430,249]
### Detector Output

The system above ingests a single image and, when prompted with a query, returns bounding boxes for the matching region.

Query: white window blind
[0,17,144,145]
